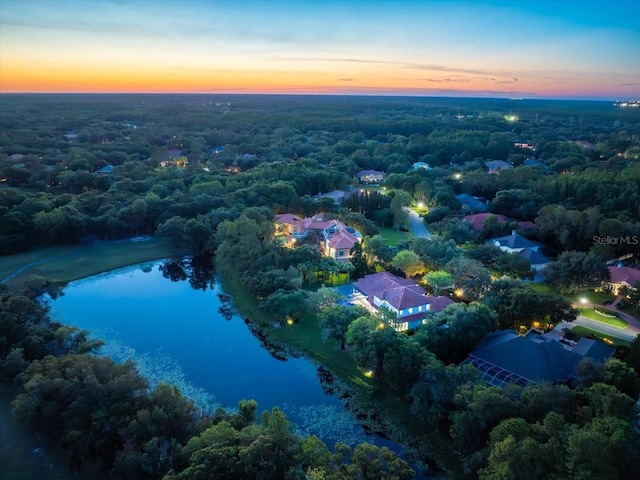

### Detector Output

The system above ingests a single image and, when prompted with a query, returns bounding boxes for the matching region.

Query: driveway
[405,208,431,238]
[572,315,640,342]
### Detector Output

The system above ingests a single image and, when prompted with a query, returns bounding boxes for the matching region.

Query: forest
[1,94,640,479]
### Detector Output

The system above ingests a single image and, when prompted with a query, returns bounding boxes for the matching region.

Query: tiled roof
[608,265,640,286]
[464,213,509,232]
[518,247,551,266]
[426,296,454,312]
[517,221,538,230]
[381,284,429,310]
[463,330,614,387]
[275,213,302,225]
[356,169,385,178]
[328,229,358,249]
[353,272,426,310]
[489,233,542,250]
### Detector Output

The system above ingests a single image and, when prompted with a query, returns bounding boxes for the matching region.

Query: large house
[355,169,386,183]
[274,214,360,262]
[462,329,615,388]
[350,272,453,331]
[487,231,551,271]
[607,264,640,294]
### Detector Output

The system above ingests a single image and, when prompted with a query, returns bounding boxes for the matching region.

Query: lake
[47,259,405,453]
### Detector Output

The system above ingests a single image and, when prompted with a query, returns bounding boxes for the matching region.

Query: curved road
[405,208,431,238]
[572,315,640,342]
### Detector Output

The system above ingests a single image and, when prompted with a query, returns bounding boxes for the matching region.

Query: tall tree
[318,305,367,350]
[422,270,454,294]
[544,251,609,294]
[392,250,426,278]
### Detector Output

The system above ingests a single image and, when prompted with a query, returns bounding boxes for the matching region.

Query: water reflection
[48,261,373,448]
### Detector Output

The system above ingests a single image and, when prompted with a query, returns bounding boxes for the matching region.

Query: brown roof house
[274,214,361,262]
[351,272,453,331]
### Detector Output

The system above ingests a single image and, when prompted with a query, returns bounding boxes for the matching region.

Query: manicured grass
[377,226,412,247]
[577,306,628,328]
[570,326,630,347]
[567,289,616,306]
[0,236,190,292]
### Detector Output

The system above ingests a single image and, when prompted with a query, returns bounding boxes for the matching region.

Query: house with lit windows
[274,214,361,262]
[350,272,453,331]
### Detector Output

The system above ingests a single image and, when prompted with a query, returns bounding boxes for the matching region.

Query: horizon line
[0,91,630,102]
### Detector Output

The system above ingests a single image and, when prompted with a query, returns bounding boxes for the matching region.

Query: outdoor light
[454,173,462,180]
[580,297,587,305]
[417,201,424,208]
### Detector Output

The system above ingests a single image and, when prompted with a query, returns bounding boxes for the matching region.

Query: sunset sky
[1,0,639,99]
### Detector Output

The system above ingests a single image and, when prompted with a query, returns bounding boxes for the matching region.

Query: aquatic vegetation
[93,331,220,413]
[283,403,368,447]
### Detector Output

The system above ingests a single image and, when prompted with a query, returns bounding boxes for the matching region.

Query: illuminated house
[607,264,640,295]
[356,169,386,183]
[274,214,361,262]
[351,272,453,331]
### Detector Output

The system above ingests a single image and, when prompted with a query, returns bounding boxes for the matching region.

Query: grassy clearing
[570,326,630,348]
[377,226,412,247]
[577,307,628,328]
[0,237,190,292]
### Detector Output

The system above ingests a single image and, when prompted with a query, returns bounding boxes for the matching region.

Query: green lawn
[570,326,630,347]
[567,289,616,306]
[577,306,628,328]
[377,227,412,247]
[0,236,190,292]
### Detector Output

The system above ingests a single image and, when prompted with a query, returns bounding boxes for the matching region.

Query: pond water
[47,260,406,454]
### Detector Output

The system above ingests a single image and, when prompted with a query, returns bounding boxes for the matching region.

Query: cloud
[620,82,640,86]
[423,75,471,84]
[338,78,354,82]
[495,77,519,84]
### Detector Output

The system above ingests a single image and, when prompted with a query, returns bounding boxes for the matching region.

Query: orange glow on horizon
[0,54,635,99]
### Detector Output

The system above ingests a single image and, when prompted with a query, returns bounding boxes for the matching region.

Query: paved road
[405,208,431,238]
[572,315,640,342]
